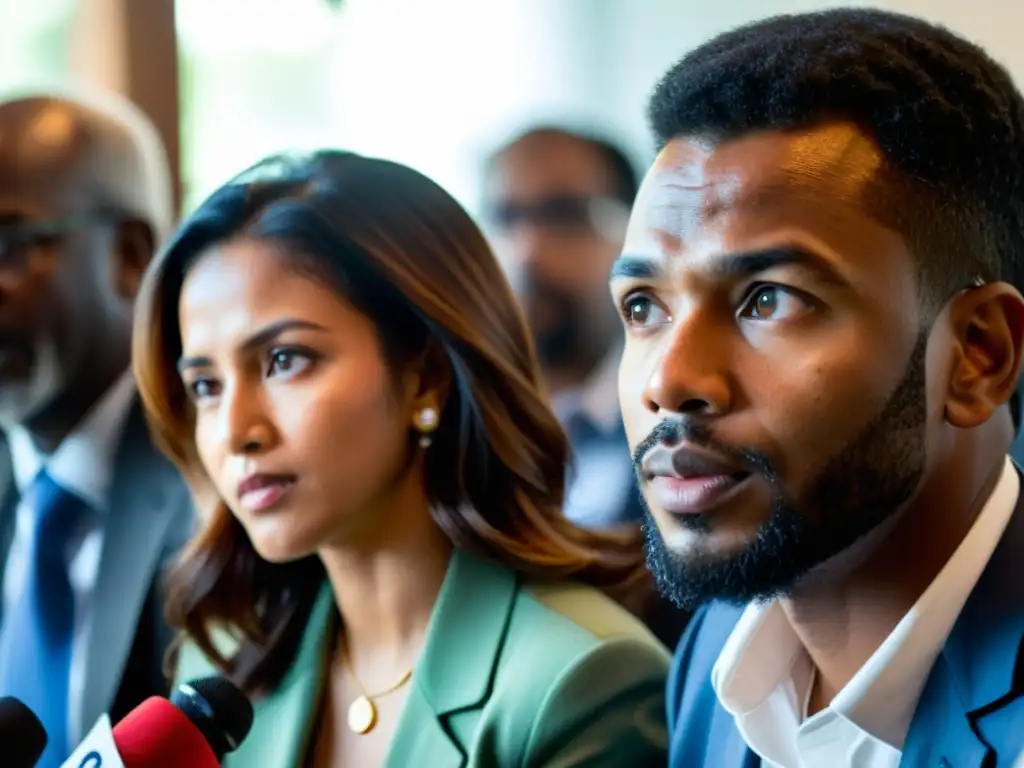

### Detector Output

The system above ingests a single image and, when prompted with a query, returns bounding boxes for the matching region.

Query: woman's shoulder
[172,583,336,691]
[172,627,240,687]
[474,578,670,764]
[501,576,671,700]
[511,577,670,657]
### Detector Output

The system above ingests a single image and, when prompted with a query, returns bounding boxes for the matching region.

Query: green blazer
[175,549,671,766]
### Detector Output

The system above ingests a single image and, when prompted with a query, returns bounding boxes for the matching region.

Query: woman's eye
[189,377,219,400]
[739,285,811,322]
[267,348,312,378]
[621,293,671,327]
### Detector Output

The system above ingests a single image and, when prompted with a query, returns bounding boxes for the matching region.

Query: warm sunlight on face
[177,238,415,561]
[610,125,931,607]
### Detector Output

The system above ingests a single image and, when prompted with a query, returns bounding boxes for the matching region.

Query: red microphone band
[113,696,220,768]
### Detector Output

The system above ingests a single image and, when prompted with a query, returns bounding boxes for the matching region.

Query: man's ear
[944,281,1024,428]
[113,219,156,302]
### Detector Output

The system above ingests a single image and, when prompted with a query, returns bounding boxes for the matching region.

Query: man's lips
[648,473,752,515]
[641,443,751,515]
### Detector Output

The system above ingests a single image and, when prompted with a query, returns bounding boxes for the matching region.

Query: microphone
[62,676,253,767]
[0,696,47,768]
[168,677,254,760]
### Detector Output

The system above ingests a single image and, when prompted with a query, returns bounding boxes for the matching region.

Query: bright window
[176,0,601,217]
[0,0,74,92]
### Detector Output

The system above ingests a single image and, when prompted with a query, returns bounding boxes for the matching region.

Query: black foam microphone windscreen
[0,696,47,768]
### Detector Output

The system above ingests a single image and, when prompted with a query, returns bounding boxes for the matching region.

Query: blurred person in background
[486,127,689,648]
[616,8,1024,766]
[135,151,670,767]
[485,126,640,531]
[0,90,194,766]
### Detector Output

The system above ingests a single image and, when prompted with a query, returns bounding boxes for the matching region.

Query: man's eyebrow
[609,256,662,282]
[610,246,848,287]
[708,246,847,286]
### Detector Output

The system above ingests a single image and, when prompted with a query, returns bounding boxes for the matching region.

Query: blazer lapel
[385,549,518,768]
[384,685,465,768]
[902,488,1024,766]
[0,437,15,616]
[78,403,186,735]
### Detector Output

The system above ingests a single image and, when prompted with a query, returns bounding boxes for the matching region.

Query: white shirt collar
[551,347,622,435]
[711,456,1019,760]
[6,369,137,510]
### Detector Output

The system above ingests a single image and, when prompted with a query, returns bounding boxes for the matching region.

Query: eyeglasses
[488,195,629,241]
[0,212,121,272]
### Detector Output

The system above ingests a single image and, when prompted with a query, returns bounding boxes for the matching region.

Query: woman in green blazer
[133,151,670,766]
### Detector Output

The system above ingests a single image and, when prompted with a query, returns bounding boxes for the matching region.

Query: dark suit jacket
[0,400,194,741]
[667,482,1024,767]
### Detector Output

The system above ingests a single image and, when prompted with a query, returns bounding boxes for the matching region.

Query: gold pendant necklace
[341,644,413,735]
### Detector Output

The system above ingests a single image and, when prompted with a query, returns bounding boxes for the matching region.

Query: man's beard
[523,281,585,369]
[516,265,610,375]
[637,332,929,611]
[0,334,64,430]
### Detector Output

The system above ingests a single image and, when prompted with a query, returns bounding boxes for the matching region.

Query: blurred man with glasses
[485,126,639,530]
[485,126,689,647]
[0,90,193,767]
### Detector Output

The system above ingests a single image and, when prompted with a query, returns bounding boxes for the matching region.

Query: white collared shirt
[1,369,136,745]
[551,348,635,529]
[711,456,1023,768]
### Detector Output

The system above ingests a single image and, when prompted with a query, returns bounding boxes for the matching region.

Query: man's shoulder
[669,601,744,692]
[667,602,745,748]
[113,398,193,520]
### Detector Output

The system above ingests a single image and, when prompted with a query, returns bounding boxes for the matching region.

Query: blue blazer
[667,490,1024,767]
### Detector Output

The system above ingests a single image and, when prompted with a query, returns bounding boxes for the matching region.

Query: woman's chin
[253,544,312,564]
[247,526,320,564]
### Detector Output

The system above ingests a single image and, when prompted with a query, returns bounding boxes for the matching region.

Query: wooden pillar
[69,0,182,218]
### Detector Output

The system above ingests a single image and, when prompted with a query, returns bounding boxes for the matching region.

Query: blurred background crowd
[6,0,1019,219]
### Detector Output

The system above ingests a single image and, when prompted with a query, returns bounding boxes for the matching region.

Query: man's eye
[621,293,671,327]
[738,285,811,321]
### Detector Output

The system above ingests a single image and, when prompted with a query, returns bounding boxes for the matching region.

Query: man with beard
[0,91,193,767]
[485,126,640,529]
[612,9,1024,767]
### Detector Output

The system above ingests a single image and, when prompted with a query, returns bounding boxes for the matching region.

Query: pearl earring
[415,407,438,449]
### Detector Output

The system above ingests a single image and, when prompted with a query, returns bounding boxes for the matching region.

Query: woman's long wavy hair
[133,151,651,695]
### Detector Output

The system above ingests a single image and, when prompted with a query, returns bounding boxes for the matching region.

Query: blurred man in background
[485,126,640,529]
[485,127,689,646]
[0,90,193,766]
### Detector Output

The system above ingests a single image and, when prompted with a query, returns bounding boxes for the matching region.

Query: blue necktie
[0,471,85,767]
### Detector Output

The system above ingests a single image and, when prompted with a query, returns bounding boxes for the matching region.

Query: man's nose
[641,313,733,418]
